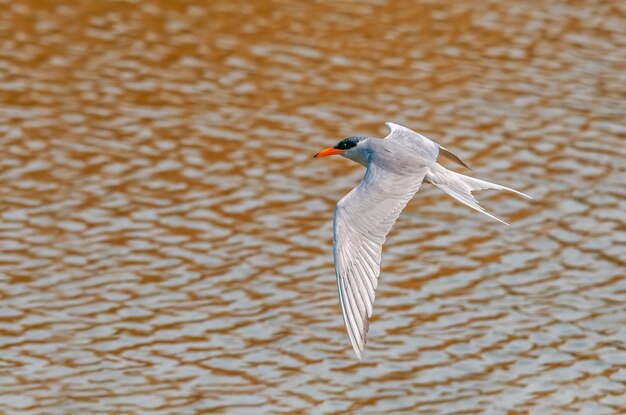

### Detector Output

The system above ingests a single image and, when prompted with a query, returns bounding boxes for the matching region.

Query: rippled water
[0,0,625,414]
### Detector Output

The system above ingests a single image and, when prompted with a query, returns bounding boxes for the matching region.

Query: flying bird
[314,122,531,359]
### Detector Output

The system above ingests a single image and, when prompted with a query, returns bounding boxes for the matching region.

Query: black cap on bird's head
[314,136,366,158]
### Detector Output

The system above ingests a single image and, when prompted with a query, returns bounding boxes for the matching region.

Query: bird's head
[314,136,369,166]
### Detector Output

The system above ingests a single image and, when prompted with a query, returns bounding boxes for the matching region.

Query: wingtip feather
[439,146,473,171]
[350,341,363,360]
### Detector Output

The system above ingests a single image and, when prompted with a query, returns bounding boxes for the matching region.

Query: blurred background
[0,0,625,414]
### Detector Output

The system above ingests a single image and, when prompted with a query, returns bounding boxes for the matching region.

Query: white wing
[385,122,471,170]
[333,161,429,359]
[383,122,439,160]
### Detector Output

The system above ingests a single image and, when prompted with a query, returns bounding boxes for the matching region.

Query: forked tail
[425,163,532,225]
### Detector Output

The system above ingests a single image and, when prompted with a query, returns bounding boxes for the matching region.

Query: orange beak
[314,147,343,158]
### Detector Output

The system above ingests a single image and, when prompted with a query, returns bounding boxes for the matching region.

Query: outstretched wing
[384,121,471,170]
[333,161,428,359]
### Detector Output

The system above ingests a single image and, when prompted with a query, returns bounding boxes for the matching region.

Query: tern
[314,122,531,359]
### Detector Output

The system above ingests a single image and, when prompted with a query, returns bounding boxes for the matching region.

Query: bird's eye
[334,140,356,150]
